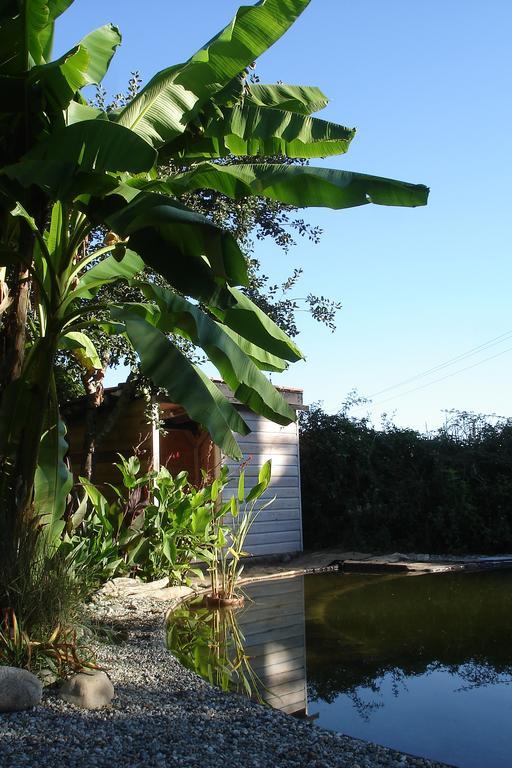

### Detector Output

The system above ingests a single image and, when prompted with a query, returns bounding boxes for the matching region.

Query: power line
[367,329,512,399]
[368,344,512,407]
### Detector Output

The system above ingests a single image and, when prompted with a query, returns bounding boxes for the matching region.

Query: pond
[166,570,512,768]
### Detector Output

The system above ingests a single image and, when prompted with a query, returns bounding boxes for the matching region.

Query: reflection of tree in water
[309,657,512,721]
[304,571,512,715]
[453,660,512,691]
[309,667,408,720]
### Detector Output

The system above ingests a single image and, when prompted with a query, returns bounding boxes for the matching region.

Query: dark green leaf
[211,287,304,363]
[245,83,329,114]
[122,314,248,458]
[33,413,73,547]
[161,161,430,209]
[3,120,157,196]
[168,103,355,160]
[102,192,247,302]
[135,284,296,425]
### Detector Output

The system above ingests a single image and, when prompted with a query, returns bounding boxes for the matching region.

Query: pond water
[166,570,512,768]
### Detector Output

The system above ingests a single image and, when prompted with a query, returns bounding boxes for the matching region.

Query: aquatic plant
[207,460,274,604]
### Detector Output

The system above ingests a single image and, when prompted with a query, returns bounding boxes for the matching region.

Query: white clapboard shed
[65,380,306,558]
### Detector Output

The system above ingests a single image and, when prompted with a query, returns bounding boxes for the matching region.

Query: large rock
[58,671,114,710]
[0,667,42,712]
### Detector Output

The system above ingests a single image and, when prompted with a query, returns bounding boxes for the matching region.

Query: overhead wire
[367,329,512,399]
[368,344,512,407]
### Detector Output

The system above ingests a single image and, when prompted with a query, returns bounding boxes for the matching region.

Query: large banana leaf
[0,0,76,75]
[0,0,49,75]
[132,284,296,424]
[160,161,430,209]
[31,24,121,111]
[101,192,248,304]
[167,103,355,160]
[122,314,249,458]
[210,287,304,363]
[245,83,329,115]
[3,119,157,196]
[117,0,310,148]
[34,411,73,548]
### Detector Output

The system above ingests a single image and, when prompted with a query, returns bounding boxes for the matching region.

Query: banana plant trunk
[0,332,60,570]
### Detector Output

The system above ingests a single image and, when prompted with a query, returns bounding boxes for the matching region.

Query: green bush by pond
[300,405,512,553]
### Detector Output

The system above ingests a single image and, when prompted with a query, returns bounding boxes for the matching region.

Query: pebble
[0,592,452,768]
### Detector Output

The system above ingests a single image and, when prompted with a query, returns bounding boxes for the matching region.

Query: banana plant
[0,0,428,547]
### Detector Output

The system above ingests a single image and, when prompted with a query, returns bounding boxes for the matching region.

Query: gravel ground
[0,592,455,768]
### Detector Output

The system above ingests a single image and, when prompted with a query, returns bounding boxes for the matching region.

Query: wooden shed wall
[222,409,303,557]
[66,398,153,488]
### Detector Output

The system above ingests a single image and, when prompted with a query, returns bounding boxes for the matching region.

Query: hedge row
[299,406,512,554]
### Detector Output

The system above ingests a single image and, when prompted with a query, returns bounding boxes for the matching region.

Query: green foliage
[142,465,227,584]
[0,521,95,675]
[69,455,273,591]
[300,405,512,554]
[0,608,96,679]
[208,459,274,601]
[68,456,226,585]
[0,0,428,624]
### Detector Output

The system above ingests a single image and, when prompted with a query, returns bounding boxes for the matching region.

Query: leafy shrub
[300,405,512,554]
[66,455,226,585]
[68,455,273,588]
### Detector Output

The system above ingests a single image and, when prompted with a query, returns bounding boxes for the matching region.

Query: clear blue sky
[55,1,512,431]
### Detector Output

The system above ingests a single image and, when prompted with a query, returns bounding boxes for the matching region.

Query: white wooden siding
[223,410,303,557]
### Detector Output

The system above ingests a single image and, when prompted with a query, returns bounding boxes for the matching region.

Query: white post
[151,396,160,472]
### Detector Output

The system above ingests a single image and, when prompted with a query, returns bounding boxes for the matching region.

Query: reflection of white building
[238,576,308,716]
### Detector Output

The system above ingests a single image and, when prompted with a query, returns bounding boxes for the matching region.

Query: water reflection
[167,569,512,768]
[305,570,512,701]
[167,576,308,715]
[305,570,512,768]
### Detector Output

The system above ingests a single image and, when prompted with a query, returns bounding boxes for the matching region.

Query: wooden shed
[64,380,306,558]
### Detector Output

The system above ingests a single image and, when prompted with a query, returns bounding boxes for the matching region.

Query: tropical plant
[207,460,274,603]
[0,0,428,616]
[67,455,227,586]
[141,464,228,585]
[69,454,273,591]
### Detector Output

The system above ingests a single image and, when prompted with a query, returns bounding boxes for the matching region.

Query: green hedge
[299,406,512,553]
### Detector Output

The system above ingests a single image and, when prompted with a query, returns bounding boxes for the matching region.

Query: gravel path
[0,593,454,768]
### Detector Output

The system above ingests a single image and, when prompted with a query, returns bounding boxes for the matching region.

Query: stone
[58,671,114,709]
[0,666,43,711]
[38,668,58,687]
